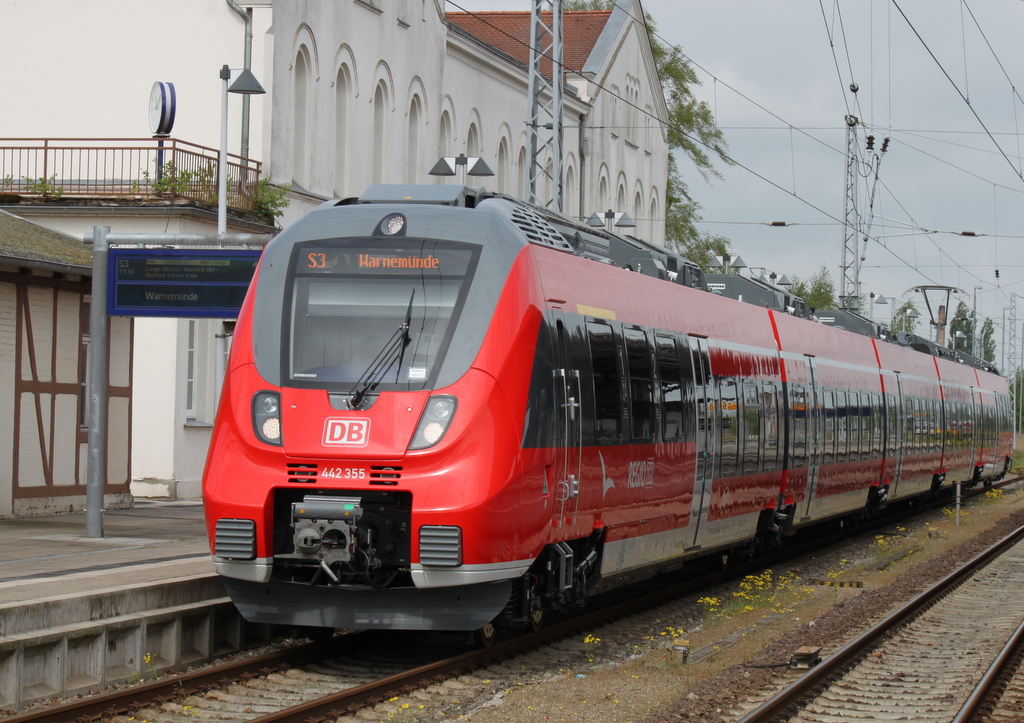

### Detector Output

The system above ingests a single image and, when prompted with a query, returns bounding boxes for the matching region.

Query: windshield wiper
[347,290,414,410]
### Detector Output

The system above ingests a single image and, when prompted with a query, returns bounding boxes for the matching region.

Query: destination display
[294,244,475,277]
[108,249,262,318]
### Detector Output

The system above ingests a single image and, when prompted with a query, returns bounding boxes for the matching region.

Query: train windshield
[286,239,480,389]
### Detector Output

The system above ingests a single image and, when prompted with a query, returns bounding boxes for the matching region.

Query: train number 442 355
[321,468,366,479]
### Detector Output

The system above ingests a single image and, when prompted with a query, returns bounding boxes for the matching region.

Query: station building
[0,0,668,515]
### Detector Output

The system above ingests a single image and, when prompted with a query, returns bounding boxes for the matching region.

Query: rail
[736,518,1024,723]
[0,138,262,214]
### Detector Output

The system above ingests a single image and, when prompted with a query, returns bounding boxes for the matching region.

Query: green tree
[980,317,996,362]
[890,299,920,335]
[566,0,731,268]
[788,265,837,312]
[947,300,995,360]
[948,301,974,352]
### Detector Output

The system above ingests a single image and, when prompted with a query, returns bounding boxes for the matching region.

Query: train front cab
[204,196,560,631]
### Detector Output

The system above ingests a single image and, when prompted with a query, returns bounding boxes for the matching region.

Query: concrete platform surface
[0,501,286,710]
[0,500,212,606]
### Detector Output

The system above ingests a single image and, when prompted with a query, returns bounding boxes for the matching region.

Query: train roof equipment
[331,184,1000,376]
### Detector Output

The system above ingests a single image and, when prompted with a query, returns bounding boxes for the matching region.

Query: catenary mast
[527,0,564,212]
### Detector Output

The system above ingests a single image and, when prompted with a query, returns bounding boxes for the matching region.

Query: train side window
[587,322,621,442]
[843,391,856,460]
[836,391,850,461]
[949,401,959,450]
[656,334,683,441]
[886,393,899,455]
[720,378,738,476]
[859,392,871,459]
[791,384,807,465]
[762,383,780,471]
[742,383,761,474]
[871,393,883,456]
[690,342,710,386]
[925,398,931,449]
[823,391,836,465]
[855,392,867,459]
[624,329,655,442]
[912,398,922,451]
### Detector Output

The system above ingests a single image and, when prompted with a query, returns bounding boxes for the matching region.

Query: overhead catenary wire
[444,0,1014,305]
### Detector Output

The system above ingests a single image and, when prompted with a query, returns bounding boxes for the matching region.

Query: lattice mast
[839,114,860,311]
[839,111,887,312]
[527,0,564,212]
[1009,293,1018,373]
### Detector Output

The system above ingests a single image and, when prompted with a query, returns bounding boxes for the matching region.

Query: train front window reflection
[287,242,477,387]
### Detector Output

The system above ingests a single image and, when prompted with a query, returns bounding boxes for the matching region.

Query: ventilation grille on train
[419,525,462,567]
[510,206,574,252]
[370,466,402,484]
[287,463,317,483]
[214,519,256,560]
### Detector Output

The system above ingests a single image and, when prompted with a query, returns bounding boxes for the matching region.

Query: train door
[551,312,582,527]
[800,356,821,521]
[686,335,713,549]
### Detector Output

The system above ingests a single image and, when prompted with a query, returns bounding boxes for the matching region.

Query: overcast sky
[448,0,1024,364]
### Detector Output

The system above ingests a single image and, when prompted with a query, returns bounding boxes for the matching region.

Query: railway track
[735,517,1024,723]
[6,479,1016,723]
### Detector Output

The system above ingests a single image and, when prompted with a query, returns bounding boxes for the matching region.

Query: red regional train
[202,184,1013,635]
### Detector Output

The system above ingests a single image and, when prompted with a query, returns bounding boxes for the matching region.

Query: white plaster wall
[582,7,669,246]
[130,317,177,480]
[269,1,668,243]
[270,1,448,207]
[0,1,272,156]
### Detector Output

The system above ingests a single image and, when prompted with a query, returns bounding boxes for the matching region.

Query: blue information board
[107,248,262,318]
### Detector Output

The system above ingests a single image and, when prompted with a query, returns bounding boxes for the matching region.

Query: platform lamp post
[428,154,494,186]
[869,292,887,322]
[972,285,983,358]
[586,209,636,234]
[218,64,265,235]
[906,307,920,332]
[709,253,746,275]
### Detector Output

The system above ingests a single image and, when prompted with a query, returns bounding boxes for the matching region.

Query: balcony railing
[0,138,262,214]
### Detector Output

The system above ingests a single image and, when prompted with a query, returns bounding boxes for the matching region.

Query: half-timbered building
[0,210,132,517]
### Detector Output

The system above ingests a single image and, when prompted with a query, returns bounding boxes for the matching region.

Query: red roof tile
[446,10,613,78]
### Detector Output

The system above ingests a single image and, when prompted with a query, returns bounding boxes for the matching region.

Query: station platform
[0,499,212,606]
[0,500,273,711]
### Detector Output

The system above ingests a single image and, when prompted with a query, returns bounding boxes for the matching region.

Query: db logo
[322,418,370,447]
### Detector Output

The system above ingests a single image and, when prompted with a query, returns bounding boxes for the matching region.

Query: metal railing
[0,138,262,214]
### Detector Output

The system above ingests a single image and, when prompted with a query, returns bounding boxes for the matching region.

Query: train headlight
[409,395,457,450]
[252,391,283,446]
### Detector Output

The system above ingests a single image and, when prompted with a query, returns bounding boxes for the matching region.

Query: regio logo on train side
[627,459,655,489]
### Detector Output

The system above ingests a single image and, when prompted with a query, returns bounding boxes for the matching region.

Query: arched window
[517,146,527,200]
[649,195,660,245]
[565,164,577,220]
[439,110,452,157]
[633,190,643,236]
[598,175,608,211]
[372,81,389,184]
[293,47,312,187]
[334,65,351,198]
[406,95,422,184]
[497,137,509,194]
[466,123,479,158]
